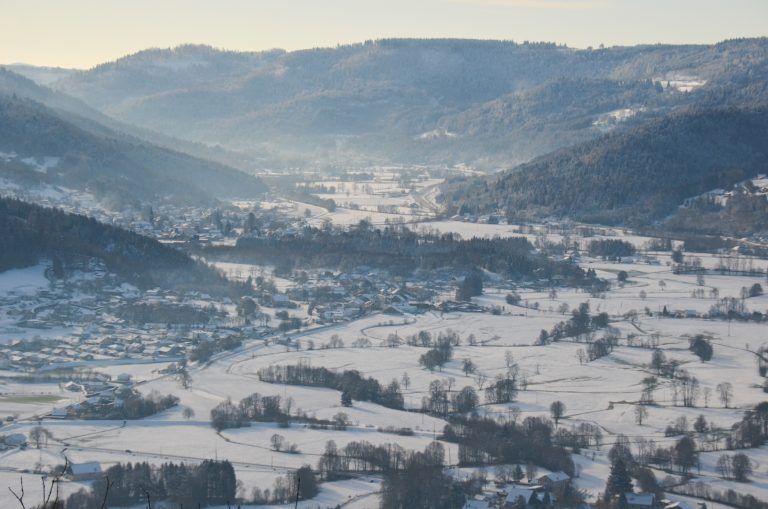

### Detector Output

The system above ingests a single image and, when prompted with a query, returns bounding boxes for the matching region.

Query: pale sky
[1,0,767,69]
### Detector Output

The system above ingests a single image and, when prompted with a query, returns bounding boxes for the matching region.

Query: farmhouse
[3,433,27,448]
[503,486,553,509]
[67,462,103,481]
[537,471,570,490]
[626,492,657,509]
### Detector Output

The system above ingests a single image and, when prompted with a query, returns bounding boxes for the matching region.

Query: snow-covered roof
[626,493,656,506]
[70,462,102,476]
[539,471,570,482]
[464,497,493,509]
[505,487,535,504]
[4,433,27,446]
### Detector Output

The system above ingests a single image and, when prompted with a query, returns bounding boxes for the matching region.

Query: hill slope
[0,93,266,208]
[0,197,234,293]
[440,108,768,228]
[0,67,254,171]
[39,38,768,167]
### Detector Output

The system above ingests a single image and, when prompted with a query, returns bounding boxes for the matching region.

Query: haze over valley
[1,2,768,508]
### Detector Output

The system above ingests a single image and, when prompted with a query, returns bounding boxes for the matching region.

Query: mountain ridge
[0,91,266,208]
[31,37,768,168]
[439,106,768,232]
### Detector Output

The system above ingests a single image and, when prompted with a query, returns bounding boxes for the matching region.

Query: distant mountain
[0,92,266,208]
[429,78,668,166]
[37,38,768,168]
[7,63,77,86]
[0,67,256,171]
[439,108,768,229]
[0,197,234,293]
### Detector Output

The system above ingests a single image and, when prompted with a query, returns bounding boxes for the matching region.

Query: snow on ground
[0,264,49,295]
[3,214,768,506]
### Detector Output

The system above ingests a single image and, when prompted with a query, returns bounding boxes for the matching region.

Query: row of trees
[59,460,321,508]
[74,390,178,420]
[219,223,594,284]
[588,239,636,260]
[63,460,237,508]
[210,393,292,431]
[257,364,404,409]
[443,415,575,477]
[540,302,610,344]
[419,335,455,371]
[0,197,240,295]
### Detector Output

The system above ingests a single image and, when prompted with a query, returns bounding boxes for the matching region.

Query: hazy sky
[2,0,767,68]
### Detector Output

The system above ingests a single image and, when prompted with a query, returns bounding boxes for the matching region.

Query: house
[626,492,657,509]
[50,407,69,419]
[464,495,494,509]
[537,471,570,490]
[503,486,553,509]
[68,462,103,481]
[4,434,27,447]
[271,294,290,307]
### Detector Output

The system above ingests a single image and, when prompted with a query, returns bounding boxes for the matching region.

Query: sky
[1,0,767,69]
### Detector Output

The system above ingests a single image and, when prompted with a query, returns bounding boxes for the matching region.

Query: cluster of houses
[463,473,693,509]
[0,320,204,372]
[464,472,573,509]
[51,372,135,419]
[265,269,438,323]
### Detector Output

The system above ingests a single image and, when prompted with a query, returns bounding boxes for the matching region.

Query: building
[537,471,570,490]
[464,495,494,509]
[503,486,553,509]
[50,407,69,419]
[626,492,657,509]
[68,462,103,481]
[3,434,27,448]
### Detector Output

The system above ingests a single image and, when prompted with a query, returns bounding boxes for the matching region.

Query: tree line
[257,364,404,409]
[0,197,242,296]
[207,223,594,285]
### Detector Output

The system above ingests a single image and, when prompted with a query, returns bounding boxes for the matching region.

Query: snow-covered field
[2,219,768,507]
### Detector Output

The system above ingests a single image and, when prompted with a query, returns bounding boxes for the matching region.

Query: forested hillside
[0,93,266,207]
[0,67,252,171]
[20,38,767,168]
[0,197,235,292]
[440,108,768,227]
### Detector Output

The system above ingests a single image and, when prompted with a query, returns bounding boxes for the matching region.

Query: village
[0,169,767,508]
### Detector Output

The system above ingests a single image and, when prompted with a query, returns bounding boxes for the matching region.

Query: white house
[68,462,103,481]
[537,471,570,490]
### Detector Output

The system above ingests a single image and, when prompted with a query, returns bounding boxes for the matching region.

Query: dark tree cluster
[541,302,610,343]
[553,422,604,451]
[381,442,465,509]
[442,415,575,477]
[257,364,404,409]
[116,303,216,326]
[443,108,768,229]
[63,460,237,508]
[419,335,455,371]
[73,390,178,420]
[0,197,240,295]
[210,393,292,431]
[688,335,714,361]
[189,335,243,363]
[456,271,483,300]
[209,224,594,285]
[588,239,636,260]
[250,466,319,504]
[723,401,768,450]
[484,375,519,405]
[421,380,480,416]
